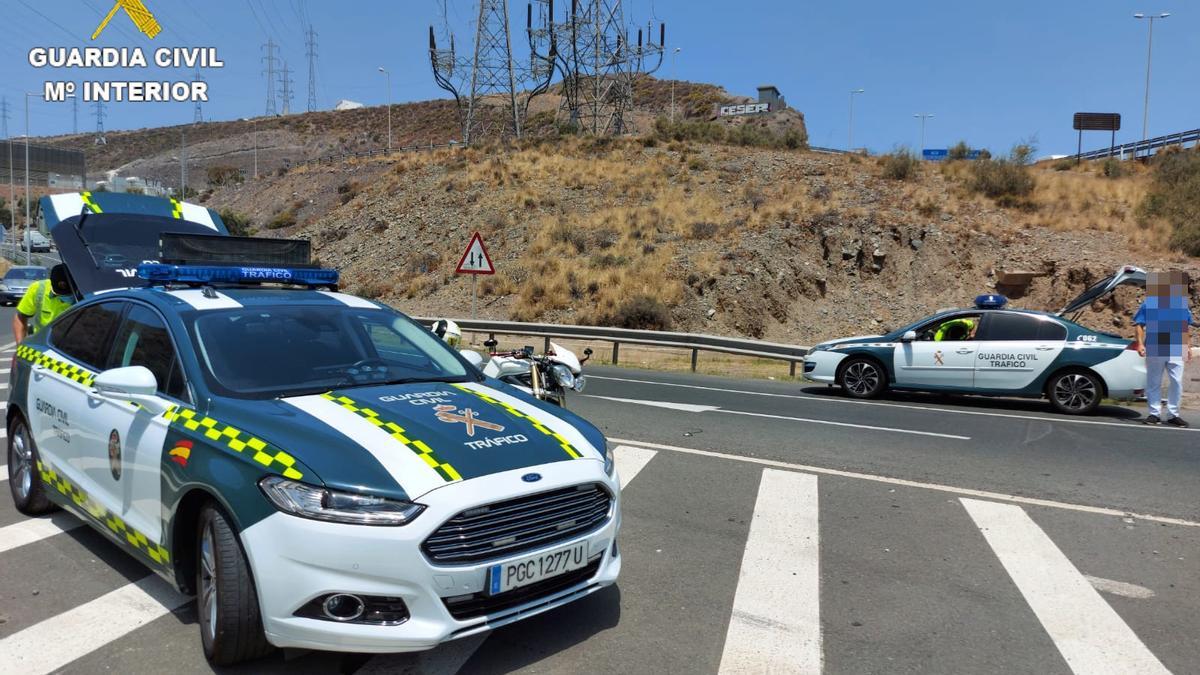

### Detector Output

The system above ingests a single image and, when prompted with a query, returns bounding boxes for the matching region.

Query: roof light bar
[137,263,339,287]
[974,293,1008,309]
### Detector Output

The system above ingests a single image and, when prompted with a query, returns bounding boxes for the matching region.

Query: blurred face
[1147,270,1188,300]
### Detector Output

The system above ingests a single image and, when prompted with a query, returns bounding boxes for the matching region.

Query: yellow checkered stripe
[451,385,582,459]
[170,197,182,219]
[163,406,304,480]
[37,460,171,566]
[16,345,96,387]
[81,191,103,214]
[321,393,463,482]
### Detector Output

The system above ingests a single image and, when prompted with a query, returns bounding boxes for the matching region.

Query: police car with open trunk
[6,193,621,665]
[803,271,1147,415]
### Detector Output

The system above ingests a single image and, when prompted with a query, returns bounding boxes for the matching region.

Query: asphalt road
[1,320,1197,674]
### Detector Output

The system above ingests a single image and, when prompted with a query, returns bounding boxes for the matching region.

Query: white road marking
[0,463,6,477]
[589,374,1197,432]
[589,395,970,440]
[720,469,821,674]
[961,499,1169,675]
[0,512,85,555]
[0,575,189,674]
[613,438,1200,529]
[1085,575,1156,600]
[612,445,657,489]
[588,396,719,413]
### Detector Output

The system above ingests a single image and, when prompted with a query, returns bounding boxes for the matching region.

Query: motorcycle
[480,338,592,407]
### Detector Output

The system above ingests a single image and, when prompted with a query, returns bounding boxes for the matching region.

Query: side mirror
[581,347,593,364]
[483,338,498,349]
[459,349,484,368]
[93,366,170,414]
[901,330,917,343]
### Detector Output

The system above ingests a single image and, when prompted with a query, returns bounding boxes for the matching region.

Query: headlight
[0,284,8,292]
[572,375,586,393]
[551,363,575,390]
[259,476,424,526]
[809,344,830,353]
[603,446,615,476]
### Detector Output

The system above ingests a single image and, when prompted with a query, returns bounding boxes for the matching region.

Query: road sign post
[455,231,495,319]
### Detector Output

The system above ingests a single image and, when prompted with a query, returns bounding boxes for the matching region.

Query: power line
[16,0,78,42]
[305,25,319,112]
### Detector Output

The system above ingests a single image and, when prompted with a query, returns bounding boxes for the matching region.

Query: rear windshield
[4,268,47,280]
[189,305,473,399]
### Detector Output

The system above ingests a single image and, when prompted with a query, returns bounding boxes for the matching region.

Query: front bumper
[240,459,621,653]
[802,350,846,384]
[0,289,25,304]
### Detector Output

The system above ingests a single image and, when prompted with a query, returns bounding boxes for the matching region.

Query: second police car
[804,268,1148,415]
[6,193,621,665]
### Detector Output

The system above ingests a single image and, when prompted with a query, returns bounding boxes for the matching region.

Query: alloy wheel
[844,362,879,396]
[1054,374,1097,412]
[200,523,218,638]
[10,426,33,501]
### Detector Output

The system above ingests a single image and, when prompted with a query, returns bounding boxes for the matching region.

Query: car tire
[839,357,887,399]
[197,503,273,666]
[8,415,56,515]
[1047,370,1102,415]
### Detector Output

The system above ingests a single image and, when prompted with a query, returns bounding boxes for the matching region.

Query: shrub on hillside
[880,149,919,180]
[948,141,973,160]
[337,180,361,205]
[1101,157,1126,179]
[206,165,244,186]
[218,209,254,236]
[967,158,1035,207]
[596,295,672,330]
[1139,148,1200,254]
[266,208,297,230]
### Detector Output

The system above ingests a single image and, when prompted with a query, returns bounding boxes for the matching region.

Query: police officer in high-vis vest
[12,264,75,343]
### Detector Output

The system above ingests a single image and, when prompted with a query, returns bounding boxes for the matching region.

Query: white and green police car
[6,193,620,665]
[804,270,1147,415]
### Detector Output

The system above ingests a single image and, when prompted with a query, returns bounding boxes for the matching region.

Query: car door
[32,302,125,494]
[76,303,189,542]
[893,314,980,390]
[974,312,1067,391]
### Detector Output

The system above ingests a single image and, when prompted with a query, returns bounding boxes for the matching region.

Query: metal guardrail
[809,146,853,155]
[0,242,60,268]
[416,317,811,376]
[1070,128,1200,161]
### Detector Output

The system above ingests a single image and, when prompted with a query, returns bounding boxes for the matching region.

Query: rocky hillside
[203,134,1195,345]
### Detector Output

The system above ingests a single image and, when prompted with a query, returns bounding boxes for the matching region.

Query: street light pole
[378,66,392,152]
[848,88,864,151]
[914,113,934,159]
[253,118,258,178]
[670,47,681,123]
[24,92,32,264]
[1134,12,1169,158]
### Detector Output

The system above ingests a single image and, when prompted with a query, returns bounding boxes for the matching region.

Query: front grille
[422,483,612,565]
[443,556,602,620]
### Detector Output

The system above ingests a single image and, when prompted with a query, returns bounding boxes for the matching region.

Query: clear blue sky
[0,1,1195,156]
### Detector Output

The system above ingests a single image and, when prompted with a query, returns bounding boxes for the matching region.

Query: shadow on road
[798,386,1144,421]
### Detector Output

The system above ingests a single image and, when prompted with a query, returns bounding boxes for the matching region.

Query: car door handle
[1036,346,1055,351]
[956,348,974,354]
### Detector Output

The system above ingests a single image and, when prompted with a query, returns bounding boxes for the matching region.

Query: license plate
[488,541,589,595]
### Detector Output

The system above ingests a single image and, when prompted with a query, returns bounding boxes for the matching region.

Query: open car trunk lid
[41,192,228,296]
[1056,265,1146,317]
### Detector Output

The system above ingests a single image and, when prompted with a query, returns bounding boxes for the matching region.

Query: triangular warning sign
[455,231,495,275]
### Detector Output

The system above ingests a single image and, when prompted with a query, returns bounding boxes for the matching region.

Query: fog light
[322,594,365,622]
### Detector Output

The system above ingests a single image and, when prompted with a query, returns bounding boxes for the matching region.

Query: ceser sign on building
[719,103,770,116]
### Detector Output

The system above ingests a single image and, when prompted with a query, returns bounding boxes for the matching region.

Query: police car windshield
[190,306,472,399]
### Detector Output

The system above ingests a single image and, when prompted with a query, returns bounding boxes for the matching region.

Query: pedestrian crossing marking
[962,498,1170,675]
[0,512,85,555]
[720,469,821,674]
[612,445,657,489]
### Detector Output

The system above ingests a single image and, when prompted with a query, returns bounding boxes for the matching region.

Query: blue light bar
[137,264,339,287]
[974,293,1008,309]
